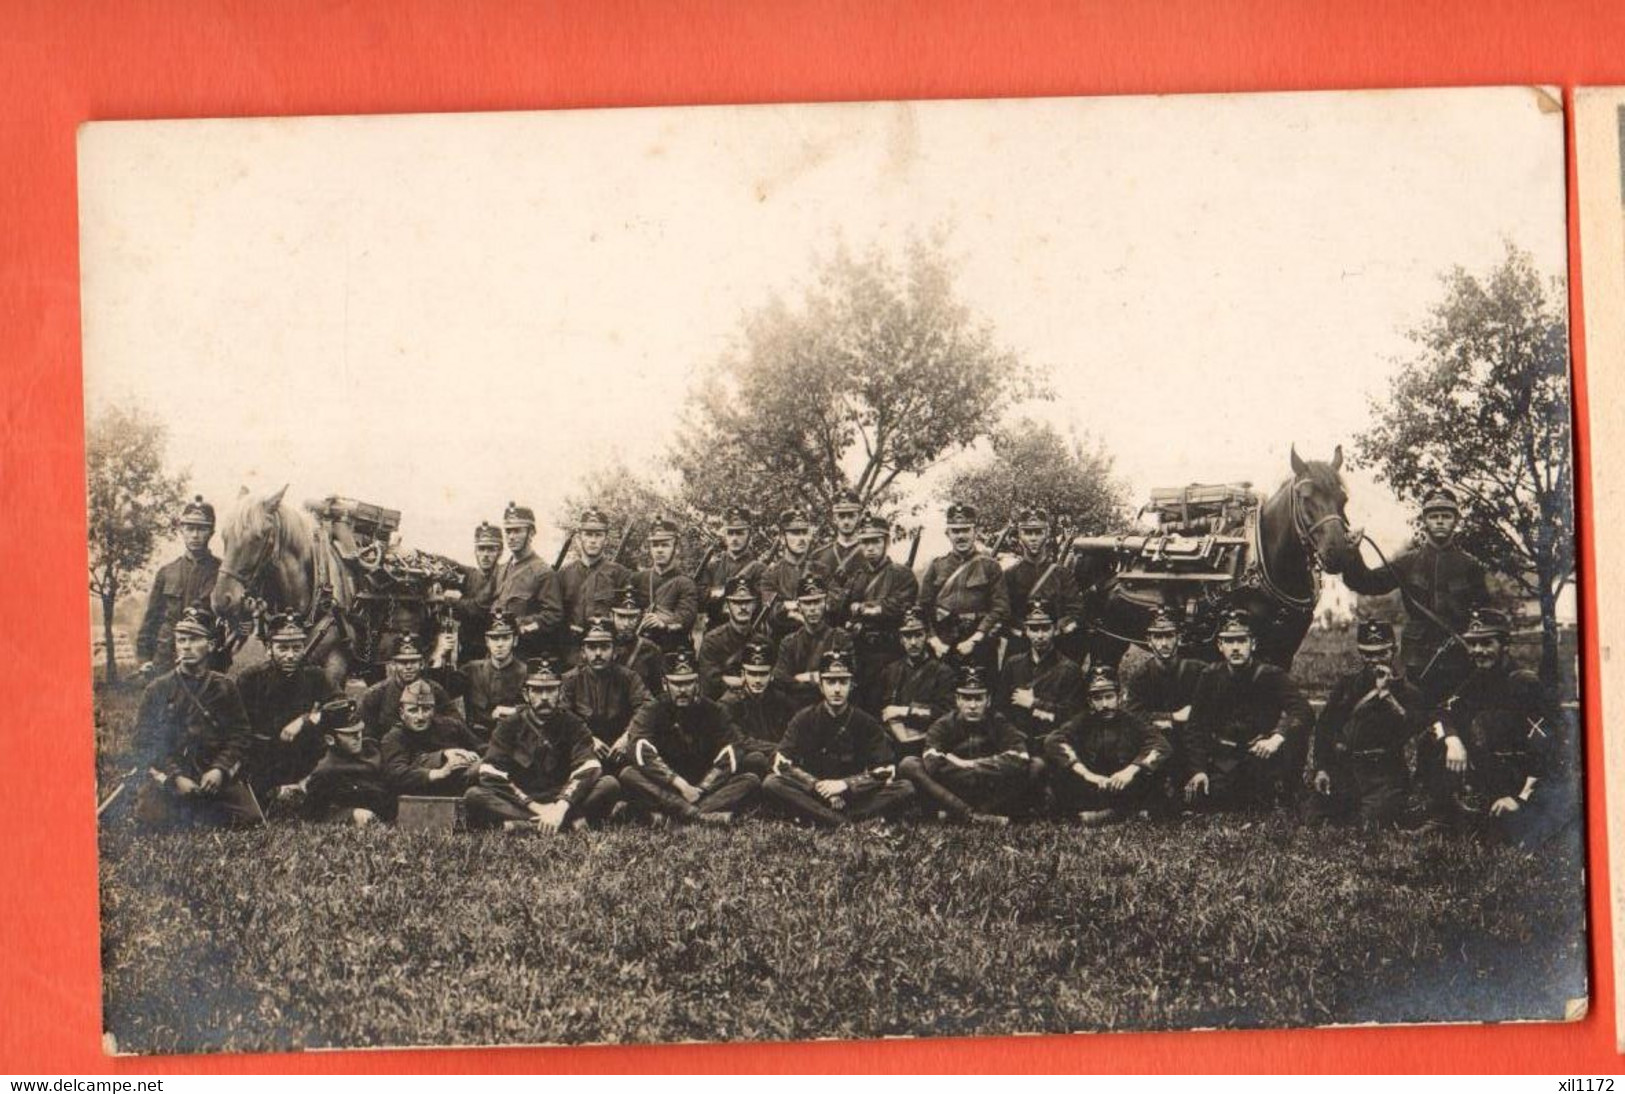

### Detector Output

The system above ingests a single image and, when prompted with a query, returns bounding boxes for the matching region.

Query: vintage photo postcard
[81,87,1584,1054]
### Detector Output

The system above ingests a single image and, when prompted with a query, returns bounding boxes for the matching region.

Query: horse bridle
[1289,474,1350,570]
[219,505,282,595]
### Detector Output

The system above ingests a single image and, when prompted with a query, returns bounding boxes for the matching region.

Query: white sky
[79,88,1569,578]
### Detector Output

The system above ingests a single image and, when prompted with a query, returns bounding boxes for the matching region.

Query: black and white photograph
[81,87,1584,1054]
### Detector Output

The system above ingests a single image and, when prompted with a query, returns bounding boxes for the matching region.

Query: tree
[86,405,189,683]
[1353,243,1573,685]
[555,460,702,570]
[670,234,1049,527]
[938,417,1131,538]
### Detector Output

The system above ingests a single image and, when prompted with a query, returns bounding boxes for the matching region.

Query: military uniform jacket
[454,656,527,739]
[924,710,1028,760]
[1439,662,1554,800]
[758,554,827,639]
[307,742,391,809]
[776,703,897,791]
[1123,655,1207,724]
[480,707,601,807]
[698,622,759,700]
[1003,551,1082,636]
[811,539,865,606]
[493,548,565,643]
[626,696,746,786]
[721,682,801,748]
[380,715,483,794]
[133,668,252,780]
[773,622,855,706]
[1044,709,1168,776]
[358,676,456,738]
[136,551,221,664]
[558,556,633,635]
[633,565,700,643]
[916,550,1010,641]
[617,636,666,696]
[840,560,920,642]
[998,650,1086,740]
[1186,661,1313,774]
[1357,540,1488,664]
[877,655,958,734]
[1313,668,1422,769]
[451,563,500,630]
[235,661,337,742]
[560,662,653,745]
[699,553,767,617]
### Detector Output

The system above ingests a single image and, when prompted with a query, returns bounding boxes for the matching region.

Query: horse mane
[222,488,313,564]
[1277,460,1347,506]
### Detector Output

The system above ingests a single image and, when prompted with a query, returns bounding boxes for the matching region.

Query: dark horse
[1074,446,1365,671]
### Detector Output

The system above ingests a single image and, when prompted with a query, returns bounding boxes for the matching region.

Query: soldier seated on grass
[304,699,395,826]
[899,664,1037,825]
[762,650,915,827]
[620,650,762,825]
[463,658,621,833]
[1043,666,1169,826]
[236,612,337,810]
[1306,620,1422,829]
[131,606,262,829]
[358,635,456,739]
[560,615,654,769]
[380,679,483,799]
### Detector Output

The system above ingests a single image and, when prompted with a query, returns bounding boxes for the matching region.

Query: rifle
[905,526,923,570]
[96,766,140,818]
[691,538,720,583]
[985,520,1017,559]
[552,530,577,571]
[611,523,636,568]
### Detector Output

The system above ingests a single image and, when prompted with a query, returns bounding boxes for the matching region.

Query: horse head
[210,484,290,618]
[1286,444,1360,575]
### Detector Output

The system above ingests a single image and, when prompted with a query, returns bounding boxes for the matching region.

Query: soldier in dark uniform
[759,508,826,643]
[811,488,866,603]
[380,678,483,799]
[611,584,666,697]
[634,515,700,653]
[763,649,914,827]
[620,651,762,824]
[1339,487,1490,705]
[698,577,765,700]
[492,501,566,660]
[560,616,654,763]
[1307,620,1423,828]
[698,506,766,628]
[1183,612,1314,812]
[447,610,527,742]
[444,520,503,661]
[1123,608,1206,799]
[997,602,1087,752]
[876,608,958,757]
[358,635,456,739]
[773,575,856,709]
[1044,666,1170,825]
[235,613,337,805]
[1002,507,1083,663]
[464,658,622,832]
[839,515,919,714]
[137,495,222,677]
[916,502,1010,676]
[558,507,633,663]
[900,665,1036,824]
[1417,608,1556,844]
[721,640,800,771]
[304,699,396,825]
[130,606,261,829]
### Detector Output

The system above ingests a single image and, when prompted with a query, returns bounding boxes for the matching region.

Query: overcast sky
[80,88,1568,586]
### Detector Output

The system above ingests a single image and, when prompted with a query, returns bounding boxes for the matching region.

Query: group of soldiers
[124,487,1558,842]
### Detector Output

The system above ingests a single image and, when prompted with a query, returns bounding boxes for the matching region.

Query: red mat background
[3,0,1620,1073]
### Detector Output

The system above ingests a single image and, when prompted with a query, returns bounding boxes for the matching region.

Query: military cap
[857,514,890,540]
[612,585,643,614]
[1421,487,1461,517]
[817,649,855,679]
[1086,665,1121,695]
[1356,619,1397,651]
[1462,608,1511,641]
[391,634,426,662]
[1146,607,1181,637]
[315,697,360,732]
[474,521,503,547]
[741,641,775,671]
[265,613,307,644]
[778,508,813,533]
[1023,602,1056,628]
[898,607,928,635]
[955,664,990,694]
[944,502,978,526]
[662,649,700,682]
[577,507,610,532]
[796,573,829,600]
[178,494,216,528]
[1216,611,1254,640]
[721,505,752,531]
[524,657,563,688]
[173,605,216,639]
[1016,506,1050,529]
[831,489,863,514]
[485,610,517,638]
[400,679,437,707]
[582,616,615,644]
[723,576,757,603]
[502,501,537,529]
[646,515,680,541]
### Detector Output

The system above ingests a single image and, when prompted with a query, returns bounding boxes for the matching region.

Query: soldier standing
[444,521,503,661]
[620,650,762,824]
[916,502,1010,675]
[698,577,766,700]
[759,508,825,643]
[1183,612,1314,812]
[558,507,632,662]
[137,495,222,677]
[899,665,1037,824]
[1002,507,1083,663]
[1123,608,1206,798]
[997,602,1087,752]
[235,613,337,805]
[379,679,483,800]
[633,516,700,653]
[357,635,456,739]
[130,606,261,829]
[611,584,666,697]
[1307,620,1423,828]
[762,650,915,827]
[840,515,920,714]
[876,609,958,757]
[492,501,566,660]
[1043,666,1170,825]
[560,616,654,764]
[773,575,856,709]
[698,506,765,627]
[811,489,866,602]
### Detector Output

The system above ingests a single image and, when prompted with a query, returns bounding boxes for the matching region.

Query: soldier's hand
[1444,736,1469,774]
[592,736,612,760]
[171,775,198,796]
[1249,733,1285,760]
[279,714,307,743]
[491,705,518,721]
[1011,687,1036,710]
[1313,770,1333,796]
[955,637,978,657]
[1106,766,1138,791]
[927,637,949,658]
[881,705,909,723]
[535,801,569,833]
[1490,796,1521,817]
[440,589,463,602]
[198,768,226,794]
[814,778,847,803]
[676,780,703,805]
[1184,772,1209,801]
[139,661,155,678]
